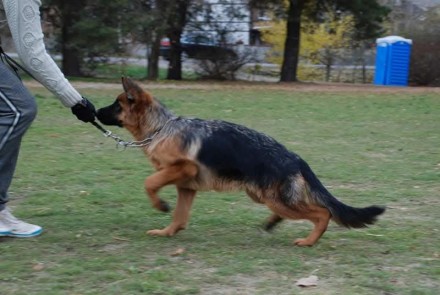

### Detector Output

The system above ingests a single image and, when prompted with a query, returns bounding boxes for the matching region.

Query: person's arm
[3,0,82,107]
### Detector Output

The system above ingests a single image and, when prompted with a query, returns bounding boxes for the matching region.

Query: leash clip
[116,141,127,151]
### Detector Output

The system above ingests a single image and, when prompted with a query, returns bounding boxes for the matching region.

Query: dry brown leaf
[170,248,185,257]
[296,275,318,287]
[32,263,45,271]
[113,236,131,242]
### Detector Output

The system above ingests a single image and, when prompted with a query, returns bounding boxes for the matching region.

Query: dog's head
[96,77,154,129]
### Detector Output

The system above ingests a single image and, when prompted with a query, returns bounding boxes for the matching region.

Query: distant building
[185,0,251,45]
[184,0,273,46]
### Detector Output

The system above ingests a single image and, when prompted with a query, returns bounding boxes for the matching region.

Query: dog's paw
[158,199,171,213]
[294,238,315,247]
[262,215,283,232]
[263,221,278,232]
[147,229,173,236]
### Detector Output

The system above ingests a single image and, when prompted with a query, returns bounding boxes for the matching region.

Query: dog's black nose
[95,100,123,127]
[95,107,121,127]
[96,108,103,119]
[96,108,105,123]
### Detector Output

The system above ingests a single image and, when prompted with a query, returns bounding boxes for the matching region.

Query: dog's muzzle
[96,102,122,127]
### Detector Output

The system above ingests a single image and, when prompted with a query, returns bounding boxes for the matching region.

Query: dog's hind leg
[147,188,196,237]
[245,189,284,232]
[263,214,284,232]
[246,189,264,204]
[144,162,198,213]
[265,201,330,246]
[292,206,331,246]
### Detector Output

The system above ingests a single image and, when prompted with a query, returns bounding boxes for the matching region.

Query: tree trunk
[325,64,331,82]
[147,1,168,81]
[147,34,161,80]
[324,49,332,82]
[167,30,183,80]
[166,0,189,80]
[61,29,82,76]
[60,2,83,76]
[362,57,367,83]
[280,0,304,82]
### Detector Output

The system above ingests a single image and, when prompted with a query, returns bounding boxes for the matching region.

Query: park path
[25,80,440,94]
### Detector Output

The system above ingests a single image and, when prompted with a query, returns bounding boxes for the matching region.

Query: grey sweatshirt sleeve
[3,0,82,107]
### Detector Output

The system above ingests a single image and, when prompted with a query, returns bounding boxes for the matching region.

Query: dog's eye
[126,93,135,103]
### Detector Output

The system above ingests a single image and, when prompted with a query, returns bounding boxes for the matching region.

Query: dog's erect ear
[121,77,143,102]
[122,76,135,93]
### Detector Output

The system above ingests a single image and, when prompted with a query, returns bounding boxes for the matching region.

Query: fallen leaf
[296,275,318,287]
[170,248,185,257]
[113,236,131,242]
[366,233,384,237]
[32,263,45,271]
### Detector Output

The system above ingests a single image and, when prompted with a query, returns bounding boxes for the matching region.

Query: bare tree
[166,0,192,80]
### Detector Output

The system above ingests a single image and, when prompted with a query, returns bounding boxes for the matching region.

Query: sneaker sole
[0,230,11,236]
[0,228,43,238]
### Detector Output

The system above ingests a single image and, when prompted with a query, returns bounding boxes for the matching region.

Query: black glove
[71,97,96,123]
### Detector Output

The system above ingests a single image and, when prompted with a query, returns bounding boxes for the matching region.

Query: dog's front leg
[144,161,197,218]
[144,163,193,212]
[147,187,196,237]
[144,171,171,212]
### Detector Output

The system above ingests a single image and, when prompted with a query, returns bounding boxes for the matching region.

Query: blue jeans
[0,61,37,211]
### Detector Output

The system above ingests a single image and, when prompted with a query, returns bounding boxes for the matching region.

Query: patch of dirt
[25,80,440,95]
[100,242,129,252]
[198,272,292,295]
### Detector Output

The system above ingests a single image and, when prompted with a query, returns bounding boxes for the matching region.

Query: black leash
[91,121,109,134]
[0,46,37,81]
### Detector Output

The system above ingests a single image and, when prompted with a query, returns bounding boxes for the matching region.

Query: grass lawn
[1,81,439,295]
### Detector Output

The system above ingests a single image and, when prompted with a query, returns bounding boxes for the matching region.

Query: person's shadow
[0,236,12,242]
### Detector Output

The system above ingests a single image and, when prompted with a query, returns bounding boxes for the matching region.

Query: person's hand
[71,97,96,123]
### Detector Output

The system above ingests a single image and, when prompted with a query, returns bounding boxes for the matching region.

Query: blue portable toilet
[374,36,412,86]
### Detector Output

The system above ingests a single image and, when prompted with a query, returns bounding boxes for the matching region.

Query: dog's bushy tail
[299,159,385,228]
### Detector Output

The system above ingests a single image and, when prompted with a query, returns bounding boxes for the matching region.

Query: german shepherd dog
[96,78,385,246]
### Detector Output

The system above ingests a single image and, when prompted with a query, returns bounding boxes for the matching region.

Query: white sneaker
[0,217,10,235]
[0,207,42,237]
